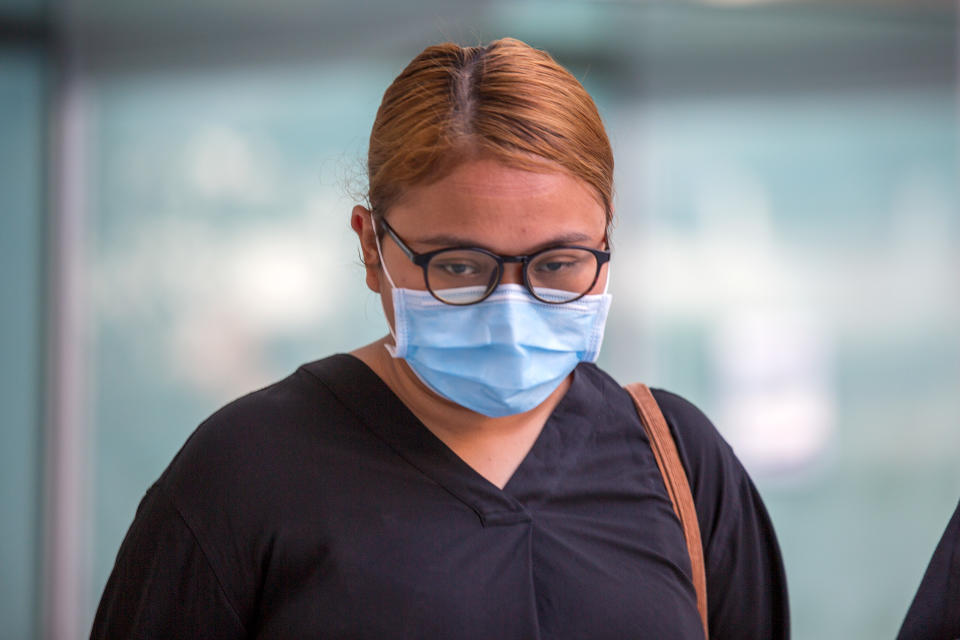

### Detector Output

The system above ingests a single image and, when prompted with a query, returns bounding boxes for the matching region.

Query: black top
[898,498,960,640]
[91,354,789,639]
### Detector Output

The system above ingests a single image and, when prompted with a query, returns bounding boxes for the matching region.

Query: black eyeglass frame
[379,217,611,306]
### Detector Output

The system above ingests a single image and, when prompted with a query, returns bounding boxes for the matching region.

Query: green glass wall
[0,44,45,640]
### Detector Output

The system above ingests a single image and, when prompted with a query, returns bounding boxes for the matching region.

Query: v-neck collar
[302,354,598,526]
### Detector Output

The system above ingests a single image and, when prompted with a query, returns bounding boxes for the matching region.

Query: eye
[532,251,588,274]
[432,258,485,277]
[536,259,575,273]
[439,262,477,276]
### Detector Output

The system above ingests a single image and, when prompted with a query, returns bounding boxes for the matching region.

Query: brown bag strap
[624,383,709,639]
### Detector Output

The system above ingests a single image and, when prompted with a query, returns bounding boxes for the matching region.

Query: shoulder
[169,354,373,460]
[649,388,726,454]
[580,365,738,493]
[162,357,345,483]
[647,388,741,500]
[580,364,759,532]
[156,354,382,529]
[117,354,388,626]
[581,364,790,636]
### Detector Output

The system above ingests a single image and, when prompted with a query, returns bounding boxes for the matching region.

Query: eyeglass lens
[426,247,600,304]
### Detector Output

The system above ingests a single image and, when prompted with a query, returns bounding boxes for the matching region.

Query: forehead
[387,158,607,239]
[438,160,580,197]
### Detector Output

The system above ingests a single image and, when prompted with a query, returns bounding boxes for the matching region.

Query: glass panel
[0,44,45,640]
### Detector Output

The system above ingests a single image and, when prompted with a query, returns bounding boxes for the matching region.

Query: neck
[351,336,571,487]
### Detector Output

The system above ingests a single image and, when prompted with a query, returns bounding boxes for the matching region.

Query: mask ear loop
[370,216,399,290]
[370,216,404,356]
[600,234,611,295]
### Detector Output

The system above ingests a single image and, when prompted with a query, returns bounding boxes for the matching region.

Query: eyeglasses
[379,218,611,305]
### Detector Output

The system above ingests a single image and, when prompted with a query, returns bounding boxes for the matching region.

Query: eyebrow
[412,231,599,253]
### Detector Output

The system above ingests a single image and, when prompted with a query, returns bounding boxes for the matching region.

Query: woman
[897,498,960,639]
[92,38,789,639]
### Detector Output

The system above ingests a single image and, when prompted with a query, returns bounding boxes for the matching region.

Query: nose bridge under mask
[481,289,530,343]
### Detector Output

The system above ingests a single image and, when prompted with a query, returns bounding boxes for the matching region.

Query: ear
[351,205,382,293]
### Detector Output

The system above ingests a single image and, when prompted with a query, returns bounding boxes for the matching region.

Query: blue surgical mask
[374,225,612,417]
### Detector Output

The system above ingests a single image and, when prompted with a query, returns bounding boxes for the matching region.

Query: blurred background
[2,0,958,638]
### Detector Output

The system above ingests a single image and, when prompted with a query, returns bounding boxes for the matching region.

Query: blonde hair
[367,37,614,228]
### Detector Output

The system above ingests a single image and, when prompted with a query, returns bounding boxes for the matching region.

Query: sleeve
[90,482,248,640]
[653,389,791,640]
[897,498,960,640]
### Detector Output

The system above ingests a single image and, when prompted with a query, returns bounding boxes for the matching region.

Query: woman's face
[352,157,609,330]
